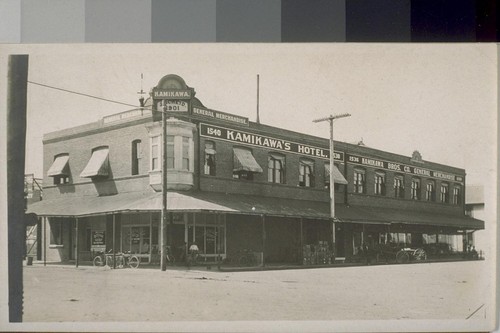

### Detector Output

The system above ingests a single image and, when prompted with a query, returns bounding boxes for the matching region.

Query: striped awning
[233,148,263,173]
[47,154,69,177]
[80,148,110,178]
[325,164,348,185]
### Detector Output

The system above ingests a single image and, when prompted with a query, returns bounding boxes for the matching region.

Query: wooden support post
[300,218,303,265]
[261,215,266,267]
[43,217,47,266]
[75,218,79,268]
[112,214,116,269]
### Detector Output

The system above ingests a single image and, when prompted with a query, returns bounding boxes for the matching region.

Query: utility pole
[313,113,351,253]
[7,54,29,322]
[161,101,168,271]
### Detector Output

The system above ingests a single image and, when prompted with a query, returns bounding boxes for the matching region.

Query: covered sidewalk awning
[27,191,484,230]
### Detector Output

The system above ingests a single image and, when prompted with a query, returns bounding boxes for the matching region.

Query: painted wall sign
[192,107,249,126]
[200,123,344,161]
[103,109,151,124]
[347,153,463,183]
[152,88,192,99]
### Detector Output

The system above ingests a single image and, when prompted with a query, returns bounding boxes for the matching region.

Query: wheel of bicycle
[413,248,427,261]
[168,254,176,264]
[396,250,410,264]
[93,256,103,267]
[128,256,140,269]
[238,255,249,267]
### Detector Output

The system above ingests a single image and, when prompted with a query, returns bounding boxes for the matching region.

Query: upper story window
[374,171,386,195]
[394,175,404,198]
[268,153,285,184]
[452,185,462,205]
[182,137,190,170]
[353,169,366,194]
[166,135,175,169]
[233,147,263,181]
[80,146,110,179]
[411,178,421,200]
[47,153,70,185]
[299,159,314,187]
[131,139,141,175]
[440,183,449,203]
[151,136,160,171]
[204,141,216,176]
[425,180,436,201]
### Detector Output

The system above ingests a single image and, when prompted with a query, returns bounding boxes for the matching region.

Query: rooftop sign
[152,88,192,99]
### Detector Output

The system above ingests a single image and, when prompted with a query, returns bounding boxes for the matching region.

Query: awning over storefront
[47,154,69,177]
[80,147,110,178]
[27,190,484,230]
[233,148,263,173]
[325,164,348,185]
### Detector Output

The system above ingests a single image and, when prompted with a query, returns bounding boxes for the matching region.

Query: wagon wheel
[413,248,427,261]
[396,250,410,264]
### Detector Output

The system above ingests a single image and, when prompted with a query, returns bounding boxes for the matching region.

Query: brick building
[28,74,484,265]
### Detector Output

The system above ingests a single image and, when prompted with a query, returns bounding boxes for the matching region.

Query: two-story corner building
[28,74,484,266]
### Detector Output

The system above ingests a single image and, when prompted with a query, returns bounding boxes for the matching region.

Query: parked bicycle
[93,250,140,269]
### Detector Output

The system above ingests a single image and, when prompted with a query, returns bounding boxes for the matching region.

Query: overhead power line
[27,80,141,108]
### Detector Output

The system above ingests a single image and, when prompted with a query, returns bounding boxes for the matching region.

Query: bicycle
[396,248,427,264]
[93,250,140,269]
[237,249,257,267]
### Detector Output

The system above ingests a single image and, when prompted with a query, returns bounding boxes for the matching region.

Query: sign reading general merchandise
[200,123,344,161]
[192,107,249,126]
[346,153,464,183]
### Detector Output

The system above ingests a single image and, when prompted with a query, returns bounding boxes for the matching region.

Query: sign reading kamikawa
[200,123,344,161]
[200,123,464,183]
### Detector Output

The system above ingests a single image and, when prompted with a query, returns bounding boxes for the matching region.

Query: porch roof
[27,191,484,229]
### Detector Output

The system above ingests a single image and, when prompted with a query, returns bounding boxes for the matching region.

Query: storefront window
[122,226,151,255]
[50,220,63,245]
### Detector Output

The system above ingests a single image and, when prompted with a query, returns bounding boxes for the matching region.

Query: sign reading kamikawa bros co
[200,123,464,183]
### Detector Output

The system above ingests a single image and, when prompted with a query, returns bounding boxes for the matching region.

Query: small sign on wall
[91,230,106,252]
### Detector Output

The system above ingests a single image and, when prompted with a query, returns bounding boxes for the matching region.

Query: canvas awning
[80,148,109,178]
[27,191,484,230]
[325,164,348,185]
[233,148,263,173]
[47,154,69,177]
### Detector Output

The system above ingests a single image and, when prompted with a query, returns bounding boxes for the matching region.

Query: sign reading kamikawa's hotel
[200,123,344,161]
[200,123,464,183]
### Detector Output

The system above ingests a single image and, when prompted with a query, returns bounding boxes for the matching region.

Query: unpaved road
[23,261,492,323]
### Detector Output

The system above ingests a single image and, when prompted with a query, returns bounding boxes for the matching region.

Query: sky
[0,43,497,191]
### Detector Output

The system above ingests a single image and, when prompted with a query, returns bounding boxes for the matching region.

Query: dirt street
[22,261,493,324]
